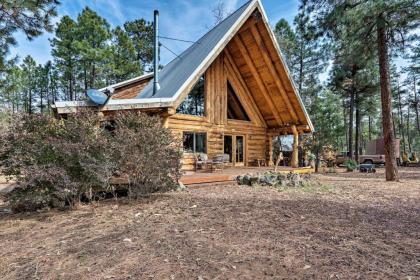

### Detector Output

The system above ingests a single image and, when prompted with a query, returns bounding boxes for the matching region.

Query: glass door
[236,136,244,166]
[224,135,233,163]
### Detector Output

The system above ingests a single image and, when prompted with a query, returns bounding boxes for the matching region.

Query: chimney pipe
[153,10,160,96]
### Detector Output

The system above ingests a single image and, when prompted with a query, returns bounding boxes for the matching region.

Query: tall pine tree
[308,0,420,181]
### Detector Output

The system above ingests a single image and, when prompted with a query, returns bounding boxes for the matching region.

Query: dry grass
[0,167,419,279]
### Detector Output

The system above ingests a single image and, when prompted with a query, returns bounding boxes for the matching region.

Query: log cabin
[53,0,313,171]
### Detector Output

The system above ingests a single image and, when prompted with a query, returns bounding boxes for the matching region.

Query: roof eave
[255,0,314,132]
[168,0,259,108]
[99,72,154,93]
[54,98,173,114]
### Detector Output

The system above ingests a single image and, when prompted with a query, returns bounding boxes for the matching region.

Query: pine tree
[330,44,379,160]
[303,89,345,171]
[106,27,142,84]
[308,0,420,181]
[0,0,59,70]
[404,42,420,134]
[51,16,78,101]
[123,19,154,71]
[21,56,37,114]
[0,63,23,113]
[274,19,297,75]
[275,2,327,107]
[74,7,112,94]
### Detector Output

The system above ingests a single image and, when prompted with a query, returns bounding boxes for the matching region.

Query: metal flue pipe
[153,10,160,96]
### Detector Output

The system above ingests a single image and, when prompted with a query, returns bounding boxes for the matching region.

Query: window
[183,132,207,153]
[176,75,205,116]
[227,81,250,121]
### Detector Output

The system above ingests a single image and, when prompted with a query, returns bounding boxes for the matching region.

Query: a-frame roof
[54,0,313,132]
[138,0,254,100]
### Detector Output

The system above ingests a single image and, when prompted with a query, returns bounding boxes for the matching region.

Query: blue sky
[9,0,300,66]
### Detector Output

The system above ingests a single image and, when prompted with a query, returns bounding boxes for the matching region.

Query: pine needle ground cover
[0,167,419,279]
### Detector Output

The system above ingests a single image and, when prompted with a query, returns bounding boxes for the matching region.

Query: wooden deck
[180,166,314,186]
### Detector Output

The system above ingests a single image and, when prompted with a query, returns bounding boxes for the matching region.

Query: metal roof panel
[138,0,254,99]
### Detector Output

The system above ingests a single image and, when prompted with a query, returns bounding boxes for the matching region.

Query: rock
[123,238,132,243]
[236,175,244,185]
[242,174,251,185]
[249,175,259,186]
[237,171,314,189]
[277,173,287,181]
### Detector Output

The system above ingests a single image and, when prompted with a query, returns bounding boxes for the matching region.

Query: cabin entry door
[235,135,245,166]
[224,135,233,165]
[224,135,245,166]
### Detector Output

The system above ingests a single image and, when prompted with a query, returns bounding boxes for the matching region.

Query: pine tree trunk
[40,90,44,115]
[368,116,372,141]
[414,77,420,133]
[348,89,354,159]
[69,62,74,101]
[392,114,397,139]
[28,89,32,114]
[407,106,412,153]
[343,101,348,151]
[84,65,88,95]
[355,91,360,162]
[377,19,398,181]
[397,83,406,154]
[360,120,364,155]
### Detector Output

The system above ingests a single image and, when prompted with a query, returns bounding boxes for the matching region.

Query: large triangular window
[176,76,205,116]
[227,81,250,121]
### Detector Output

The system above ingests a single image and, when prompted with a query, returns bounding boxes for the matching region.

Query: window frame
[226,79,251,122]
[176,75,206,117]
[182,131,207,154]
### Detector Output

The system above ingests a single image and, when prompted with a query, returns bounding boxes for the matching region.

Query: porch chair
[195,153,211,172]
[211,154,225,172]
[222,154,230,165]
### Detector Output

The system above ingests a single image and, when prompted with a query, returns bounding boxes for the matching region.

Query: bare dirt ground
[0,167,419,280]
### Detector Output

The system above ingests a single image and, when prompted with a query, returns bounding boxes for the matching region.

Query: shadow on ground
[1,169,419,280]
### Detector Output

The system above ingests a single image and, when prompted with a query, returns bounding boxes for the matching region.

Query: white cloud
[96,0,126,24]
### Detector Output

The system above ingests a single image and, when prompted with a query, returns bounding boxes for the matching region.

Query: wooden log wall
[112,77,153,99]
[167,52,270,171]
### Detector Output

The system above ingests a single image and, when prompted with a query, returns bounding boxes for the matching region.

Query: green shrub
[112,111,182,197]
[0,111,182,211]
[344,159,358,171]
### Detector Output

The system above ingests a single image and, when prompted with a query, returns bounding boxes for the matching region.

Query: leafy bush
[1,113,116,211]
[112,111,182,197]
[344,159,358,172]
[0,111,182,211]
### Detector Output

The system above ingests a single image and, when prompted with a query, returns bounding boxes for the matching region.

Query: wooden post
[161,108,175,128]
[162,115,169,128]
[291,125,299,168]
[266,135,274,166]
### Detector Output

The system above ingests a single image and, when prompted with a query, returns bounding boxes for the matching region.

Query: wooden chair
[195,153,210,171]
[211,154,225,172]
[222,154,230,165]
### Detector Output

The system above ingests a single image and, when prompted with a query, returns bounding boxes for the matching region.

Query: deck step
[179,174,235,186]
[186,180,237,188]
